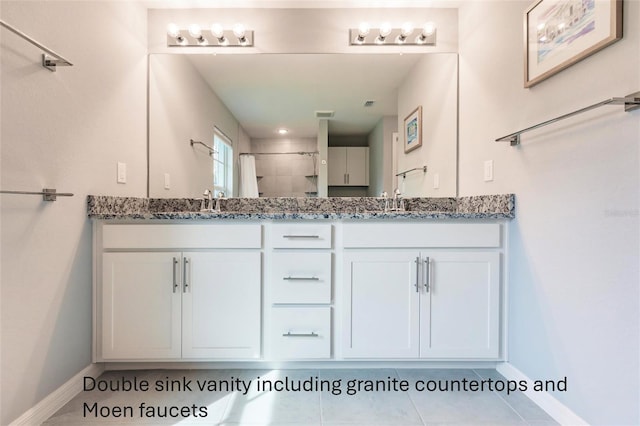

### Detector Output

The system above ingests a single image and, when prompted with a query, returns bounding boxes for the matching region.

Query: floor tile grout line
[471,368,528,424]
[395,368,428,426]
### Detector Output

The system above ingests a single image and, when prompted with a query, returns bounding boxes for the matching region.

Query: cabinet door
[420,251,500,359]
[327,147,347,186]
[342,250,420,358]
[182,251,261,359]
[345,147,369,186]
[102,252,181,360]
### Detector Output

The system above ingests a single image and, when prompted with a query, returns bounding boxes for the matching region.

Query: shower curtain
[239,154,259,198]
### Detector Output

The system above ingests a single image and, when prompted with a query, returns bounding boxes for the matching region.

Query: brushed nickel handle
[172,257,179,293]
[183,257,190,292]
[415,256,420,293]
[423,257,430,292]
[282,235,320,239]
[282,331,319,337]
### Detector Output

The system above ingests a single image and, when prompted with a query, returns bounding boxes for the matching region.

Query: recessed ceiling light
[277,128,289,135]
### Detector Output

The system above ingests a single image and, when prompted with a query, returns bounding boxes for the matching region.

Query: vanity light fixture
[349,21,436,46]
[166,23,254,47]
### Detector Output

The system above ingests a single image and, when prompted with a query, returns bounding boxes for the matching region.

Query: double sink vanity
[89,194,514,365]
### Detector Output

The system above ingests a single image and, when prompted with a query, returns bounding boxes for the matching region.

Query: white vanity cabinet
[341,222,502,360]
[96,223,261,361]
[327,147,369,186]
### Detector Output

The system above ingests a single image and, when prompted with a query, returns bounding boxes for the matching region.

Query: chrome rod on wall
[190,139,215,156]
[496,92,640,146]
[239,151,319,156]
[396,165,427,179]
[0,188,74,201]
[0,19,73,72]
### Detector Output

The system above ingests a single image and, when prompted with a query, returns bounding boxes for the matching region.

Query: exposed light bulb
[358,22,371,37]
[400,22,414,37]
[233,24,246,38]
[375,22,393,44]
[415,22,436,44]
[167,23,180,38]
[422,22,436,36]
[355,22,370,44]
[211,23,225,38]
[188,23,207,45]
[233,24,248,45]
[210,23,228,45]
[167,23,187,45]
[379,22,392,37]
[188,24,202,38]
[396,22,414,44]
[277,128,289,135]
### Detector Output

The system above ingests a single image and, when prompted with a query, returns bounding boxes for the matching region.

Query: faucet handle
[217,191,225,198]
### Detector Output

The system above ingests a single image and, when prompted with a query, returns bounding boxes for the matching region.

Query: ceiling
[186,53,424,139]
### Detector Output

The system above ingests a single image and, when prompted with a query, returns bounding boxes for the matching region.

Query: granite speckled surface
[87,194,514,220]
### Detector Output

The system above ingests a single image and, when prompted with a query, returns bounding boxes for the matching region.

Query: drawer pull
[283,276,320,281]
[282,235,320,239]
[282,331,319,337]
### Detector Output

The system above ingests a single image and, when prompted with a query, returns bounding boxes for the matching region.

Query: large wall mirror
[148,53,458,198]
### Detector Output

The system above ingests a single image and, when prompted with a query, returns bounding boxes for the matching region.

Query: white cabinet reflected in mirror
[148,53,458,198]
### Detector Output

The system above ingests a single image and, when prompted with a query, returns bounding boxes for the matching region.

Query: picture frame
[524,0,622,88]
[404,106,422,153]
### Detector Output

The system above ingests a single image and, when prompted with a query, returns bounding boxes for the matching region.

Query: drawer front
[270,307,331,359]
[343,223,501,248]
[102,224,261,249]
[270,224,332,249]
[271,252,331,304]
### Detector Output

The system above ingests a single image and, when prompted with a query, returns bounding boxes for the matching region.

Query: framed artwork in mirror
[404,106,422,153]
[524,0,622,88]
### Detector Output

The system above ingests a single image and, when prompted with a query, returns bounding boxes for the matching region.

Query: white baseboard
[10,363,105,426]
[496,362,589,426]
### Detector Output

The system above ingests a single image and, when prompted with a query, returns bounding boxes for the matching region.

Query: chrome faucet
[200,189,214,212]
[214,191,225,212]
[392,188,405,212]
[381,191,389,212]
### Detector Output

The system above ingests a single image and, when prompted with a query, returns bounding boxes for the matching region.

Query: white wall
[368,115,397,196]
[148,54,240,198]
[397,53,458,197]
[458,1,639,424]
[0,1,148,424]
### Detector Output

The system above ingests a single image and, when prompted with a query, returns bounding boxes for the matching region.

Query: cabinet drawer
[271,252,331,304]
[270,224,332,248]
[102,224,261,249]
[270,307,331,359]
[343,223,501,248]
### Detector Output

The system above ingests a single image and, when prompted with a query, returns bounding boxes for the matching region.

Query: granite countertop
[87,194,515,220]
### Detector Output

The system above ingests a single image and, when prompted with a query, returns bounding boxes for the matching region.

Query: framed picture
[404,106,422,153]
[524,0,622,88]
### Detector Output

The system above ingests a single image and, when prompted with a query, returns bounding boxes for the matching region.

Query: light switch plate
[164,173,171,190]
[484,160,494,182]
[117,162,127,184]
[433,173,440,189]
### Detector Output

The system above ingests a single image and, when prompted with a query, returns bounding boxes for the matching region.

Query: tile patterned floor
[43,369,558,425]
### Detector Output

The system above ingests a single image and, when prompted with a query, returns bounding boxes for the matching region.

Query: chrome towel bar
[0,188,74,201]
[190,139,216,156]
[0,20,73,72]
[496,92,640,146]
[396,165,427,179]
